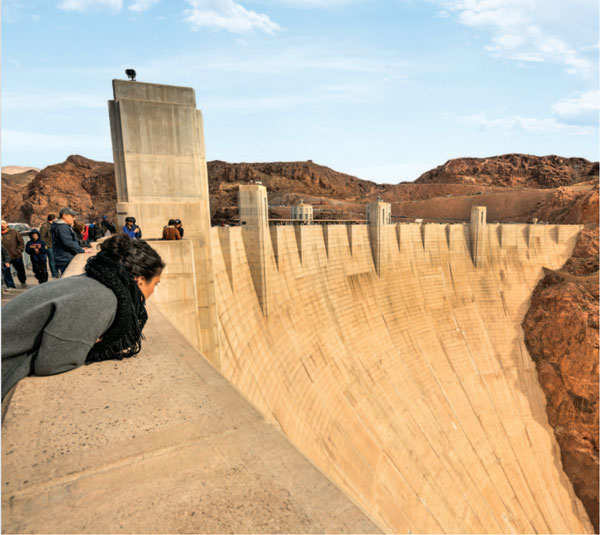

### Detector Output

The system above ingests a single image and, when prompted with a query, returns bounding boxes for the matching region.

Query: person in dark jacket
[40,214,59,278]
[123,217,142,239]
[1,220,27,287]
[25,229,49,284]
[88,221,104,242]
[174,219,184,238]
[101,215,116,235]
[2,234,165,401]
[51,208,90,276]
[2,244,16,290]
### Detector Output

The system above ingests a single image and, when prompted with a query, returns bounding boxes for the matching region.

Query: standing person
[2,244,16,290]
[25,229,49,284]
[51,208,90,276]
[81,223,90,244]
[162,219,181,240]
[123,217,142,239]
[174,219,184,238]
[40,214,59,278]
[101,215,116,235]
[2,234,165,400]
[1,220,27,287]
[88,221,104,242]
[72,221,89,247]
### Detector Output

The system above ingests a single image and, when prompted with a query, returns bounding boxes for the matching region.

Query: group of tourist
[1,208,167,402]
[162,219,184,240]
[1,211,174,289]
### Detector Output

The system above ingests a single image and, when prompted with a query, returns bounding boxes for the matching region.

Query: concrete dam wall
[3,80,592,533]
[196,220,589,533]
[110,80,592,533]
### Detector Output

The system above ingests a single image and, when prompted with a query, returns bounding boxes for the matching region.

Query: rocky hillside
[415,154,598,188]
[3,154,597,227]
[523,227,599,533]
[2,155,117,227]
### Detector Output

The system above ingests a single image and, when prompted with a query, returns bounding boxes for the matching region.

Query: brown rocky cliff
[523,226,599,532]
[415,154,598,188]
[1,155,117,227]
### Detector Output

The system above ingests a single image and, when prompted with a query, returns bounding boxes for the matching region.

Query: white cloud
[58,0,123,11]
[268,0,355,7]
[460,112,594,136]
[433,0,598,77]
[184,0,281,34]
[552,90,600,124]
[128,0,159,11]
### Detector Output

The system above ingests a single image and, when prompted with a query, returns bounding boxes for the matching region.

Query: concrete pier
[108,79,220,366]
[367,199,391,275]
[470,205,486,267]
[239,184,270,316]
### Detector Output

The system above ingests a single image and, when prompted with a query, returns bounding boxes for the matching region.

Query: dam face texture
[2,80,594,534]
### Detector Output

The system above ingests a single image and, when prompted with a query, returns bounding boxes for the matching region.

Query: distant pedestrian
[101,215,116,235]
[25,229,49,284]
[40,214,59,278]
[2,244,16,290]
[1,220,27,287]
[88,221,104,242]
[162,219,181,241]
[82,223,90,244]
[123,217,142,239]
[174,219,184,238]
[51,208,91,276]
[73,221,89,248]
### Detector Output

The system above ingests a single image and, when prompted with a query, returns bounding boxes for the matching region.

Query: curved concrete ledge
[2,301,380,533]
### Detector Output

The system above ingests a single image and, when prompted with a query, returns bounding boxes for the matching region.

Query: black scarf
[84,252,148,363]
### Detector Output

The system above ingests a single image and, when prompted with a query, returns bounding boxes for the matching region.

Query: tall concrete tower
[367,199,391,276]
[470,205,486,267]
[239,184,270,316]
[108,79,220,367]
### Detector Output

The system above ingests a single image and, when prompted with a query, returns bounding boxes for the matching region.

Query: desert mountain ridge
[3,152,597,227]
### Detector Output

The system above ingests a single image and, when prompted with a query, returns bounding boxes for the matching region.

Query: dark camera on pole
[125,69,136,81]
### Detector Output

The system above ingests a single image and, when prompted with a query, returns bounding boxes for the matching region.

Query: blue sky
[2,0,598,183]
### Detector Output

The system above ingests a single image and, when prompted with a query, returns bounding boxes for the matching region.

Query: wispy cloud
[552,90,599,125]
[459,111,595,136]
[184,0,281,34]
[129,0,159,11]
[432,0,598,77]
[58,0,123,11]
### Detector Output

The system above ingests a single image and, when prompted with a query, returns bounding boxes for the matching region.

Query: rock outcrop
[523,226,599,533]
[415,154,598,188]
[1,155,116,227]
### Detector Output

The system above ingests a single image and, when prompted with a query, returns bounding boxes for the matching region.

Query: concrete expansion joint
[5,422,260,502]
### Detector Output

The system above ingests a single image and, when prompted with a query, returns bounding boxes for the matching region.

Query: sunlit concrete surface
[1,299,380,534]
[205,221,593,533]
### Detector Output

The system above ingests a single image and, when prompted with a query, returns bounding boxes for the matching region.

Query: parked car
[8,222,32,237]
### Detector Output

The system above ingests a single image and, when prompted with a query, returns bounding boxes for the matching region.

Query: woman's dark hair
[168,219,175,226]
[99,234,165,280]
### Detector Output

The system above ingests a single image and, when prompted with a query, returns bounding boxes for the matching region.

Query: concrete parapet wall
[208,221,590,533]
